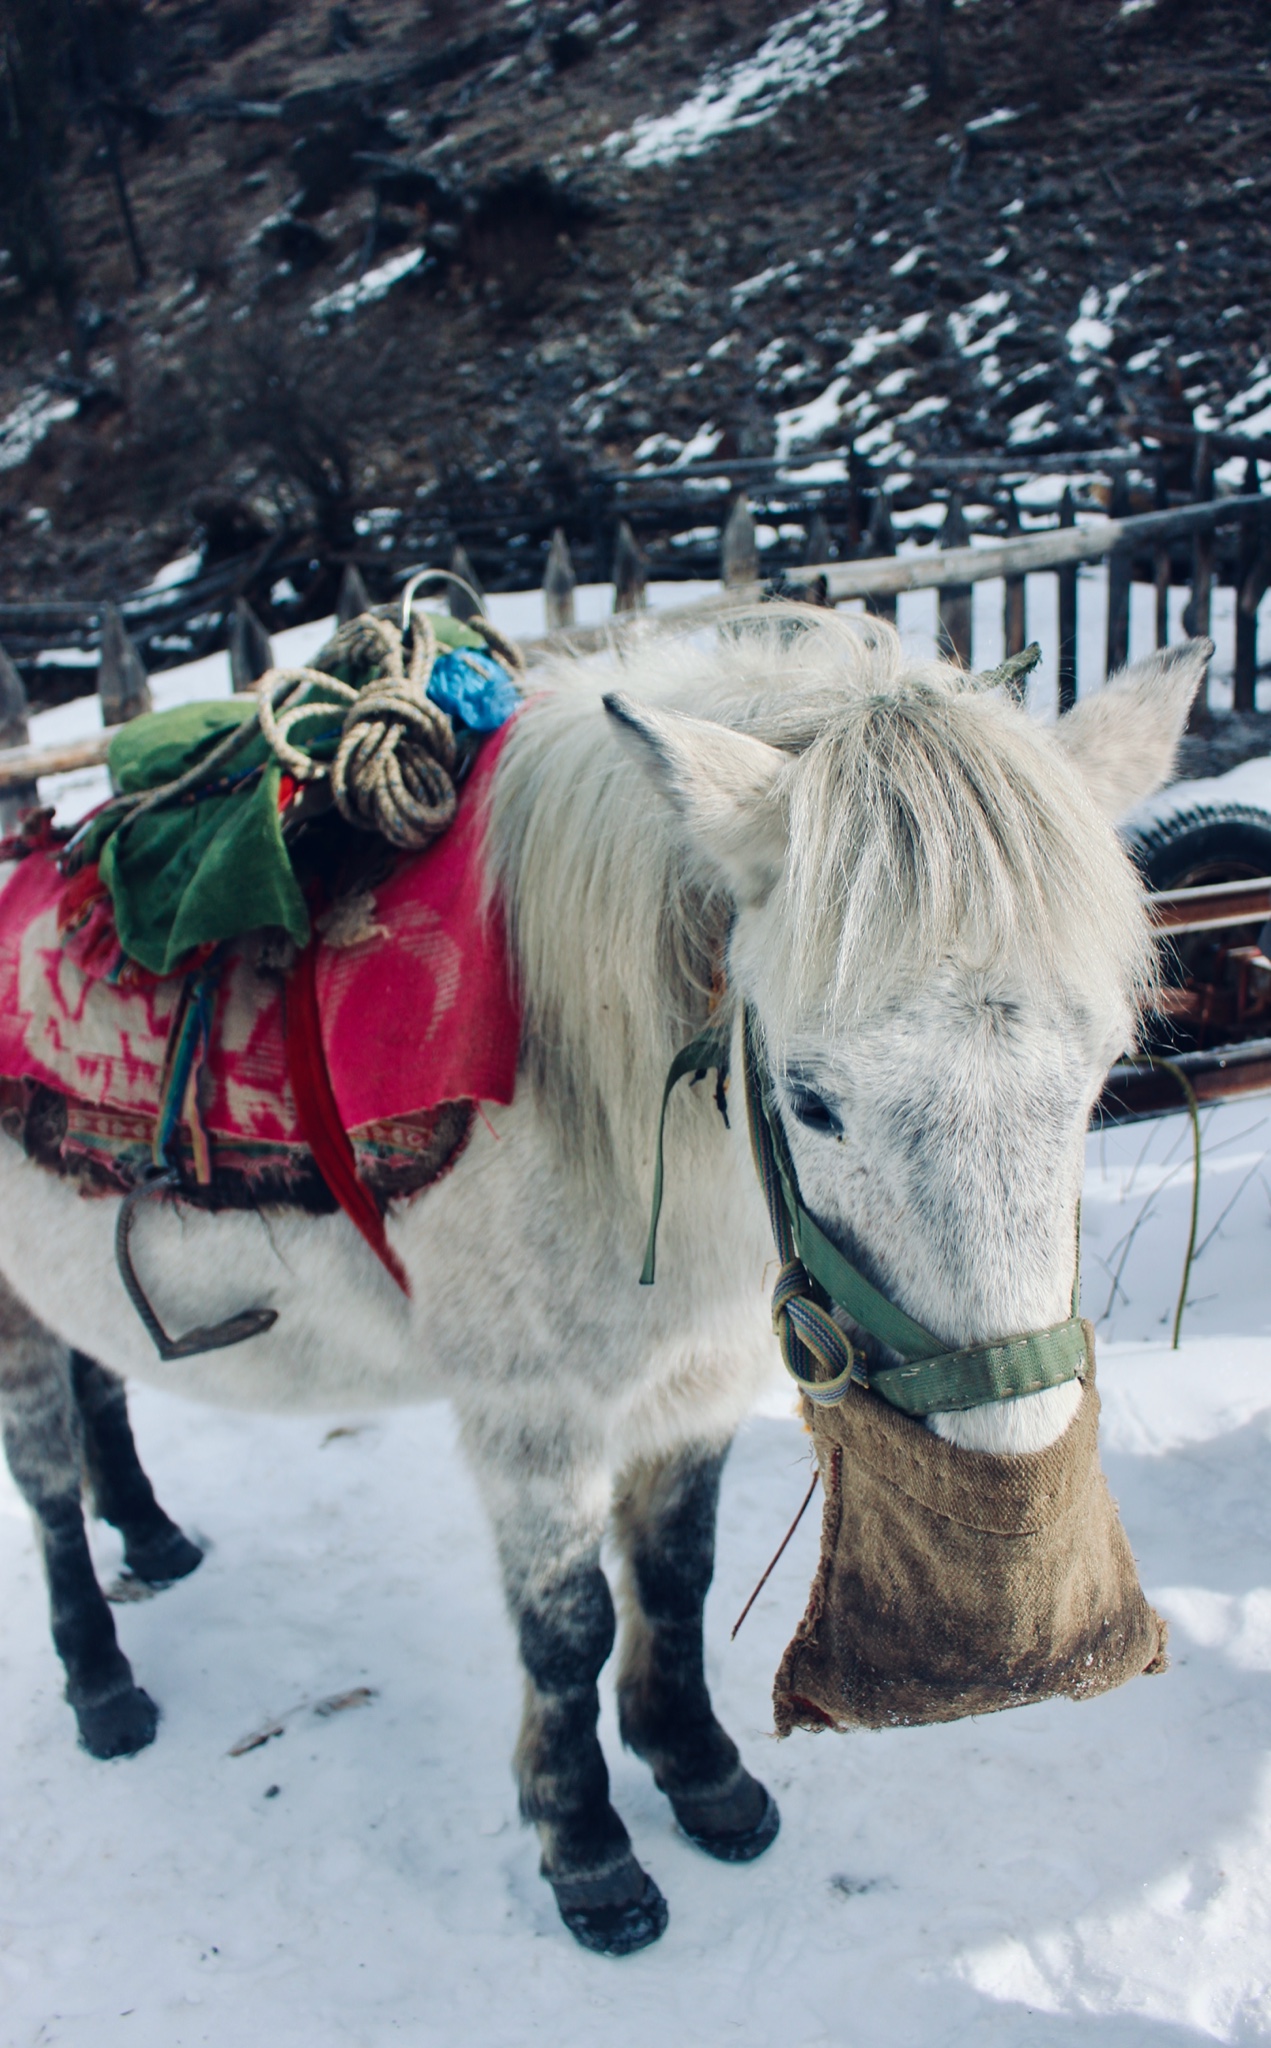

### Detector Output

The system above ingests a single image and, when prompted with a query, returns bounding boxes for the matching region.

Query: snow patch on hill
[607,0,887,168]
[0,385,79,473]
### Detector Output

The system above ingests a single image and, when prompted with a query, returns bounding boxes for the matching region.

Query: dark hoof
[552,1871,669,1956]
[123,1524,204,1586]
[676,1785,780,1864]
[74,1683,160,1759]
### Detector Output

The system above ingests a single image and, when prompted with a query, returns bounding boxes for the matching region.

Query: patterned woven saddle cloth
[0,732,519,1225]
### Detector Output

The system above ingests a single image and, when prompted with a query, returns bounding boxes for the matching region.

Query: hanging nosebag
[773,1336,1167,1736]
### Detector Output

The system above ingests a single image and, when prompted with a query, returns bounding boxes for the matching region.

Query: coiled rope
[64,592,523,868]
[256,610,467,851]
[261,597,523,850]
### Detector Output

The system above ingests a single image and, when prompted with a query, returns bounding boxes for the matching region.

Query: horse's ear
[603,692,788,903]
[1050,637,1213,821]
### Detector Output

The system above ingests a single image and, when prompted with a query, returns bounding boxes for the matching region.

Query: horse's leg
[0,1291,159,1757]
[477,1451,669,1957]
[613,1443,779,1861]
[69,1353,203,1586]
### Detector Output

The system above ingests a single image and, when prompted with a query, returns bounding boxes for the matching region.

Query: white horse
[0,609,1207,1954]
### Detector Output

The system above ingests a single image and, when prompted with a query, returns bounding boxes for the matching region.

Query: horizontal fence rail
[1100,1038,1271,1126]
[814,494,1270,600]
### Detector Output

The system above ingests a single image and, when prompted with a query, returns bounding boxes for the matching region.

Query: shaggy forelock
[487,607,1154,1176]
[768,656,1155,1034]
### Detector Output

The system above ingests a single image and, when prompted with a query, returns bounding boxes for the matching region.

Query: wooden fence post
[1185,435,1214,731]
[612,519,647,613]
[98,605,152,724]
[863,491,896,621]
[1234,457,1260,714]
[1003,491,1025,659]
[448,544,484,621]
[228,597,274,693]
[846,443,866,554]
[805,511,832,567]
[337,563,371,625]
[544,528,576,630]
[1105,473,1132,678]
[721,495,758,587]
[938,492,972,667]
[1238,522,1271,718]
[0,641,35,829]
[1057,485,1078,712]
[1153,455,1171,650]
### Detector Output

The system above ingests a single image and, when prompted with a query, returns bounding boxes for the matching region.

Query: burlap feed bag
[774,1328,1167,1736]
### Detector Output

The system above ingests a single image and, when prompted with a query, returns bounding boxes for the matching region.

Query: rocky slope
[1,0,1269,607]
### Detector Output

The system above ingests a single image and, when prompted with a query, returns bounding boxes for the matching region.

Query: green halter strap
[642,1008,1087,1420]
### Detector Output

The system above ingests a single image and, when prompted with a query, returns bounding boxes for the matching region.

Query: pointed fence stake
[228,598,274,693]
[449,544,484,621]
[0,640,34,830]
[612,519,647,614]
[1105,474,1132,678]
[938,492,973,668]
[0,639,30,749]
[1003,491,1026,669]
[544,528,576,631]
[98,605,152,724]
[337,563,371,625]
[1057,485,1078,712]
[1184,434,1214,733]
[805,511,832,567]
[1234,457,1261,714]
[864,491,896,622]
[721,494,759,588]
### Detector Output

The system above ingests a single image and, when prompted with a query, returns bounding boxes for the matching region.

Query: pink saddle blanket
[0,730,520,1146]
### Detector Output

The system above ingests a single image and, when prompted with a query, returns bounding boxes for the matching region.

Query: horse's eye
[787,1087,843,1139]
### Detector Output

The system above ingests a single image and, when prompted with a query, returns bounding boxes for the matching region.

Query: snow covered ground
[3,1100,1271,2044]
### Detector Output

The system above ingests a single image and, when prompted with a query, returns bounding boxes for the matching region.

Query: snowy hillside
[3,0,1268,607]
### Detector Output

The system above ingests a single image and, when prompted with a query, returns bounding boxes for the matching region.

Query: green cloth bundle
[76,700,311,976]
[74,611,491,979]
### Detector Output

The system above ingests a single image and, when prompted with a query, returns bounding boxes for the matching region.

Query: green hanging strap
[640,1025,732,1286]
[641,1005,1088,1419]
[740,1008,1086,1415]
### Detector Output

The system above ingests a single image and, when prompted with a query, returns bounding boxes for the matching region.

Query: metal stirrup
[115,1169,278,1362]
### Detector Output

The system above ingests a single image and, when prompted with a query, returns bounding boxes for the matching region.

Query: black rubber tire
[1125,802,1271,1053]
[1125,802,1271,893]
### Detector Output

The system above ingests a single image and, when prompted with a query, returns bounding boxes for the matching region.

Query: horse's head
[607,618,1210,1453]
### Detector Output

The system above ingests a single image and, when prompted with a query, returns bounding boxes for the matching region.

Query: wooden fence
[533,491,1271,707]
[4,418,1268,701]
[1,491,1267,797]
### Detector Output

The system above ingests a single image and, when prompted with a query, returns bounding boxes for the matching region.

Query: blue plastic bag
[427,649,520,732]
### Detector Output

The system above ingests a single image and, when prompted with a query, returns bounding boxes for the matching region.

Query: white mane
[486,607,1155,1186]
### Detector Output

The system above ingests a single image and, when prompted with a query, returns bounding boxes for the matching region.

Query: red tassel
[284,940,411,1295]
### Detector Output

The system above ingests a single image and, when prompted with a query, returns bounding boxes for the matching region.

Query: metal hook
[396,565,489,632]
